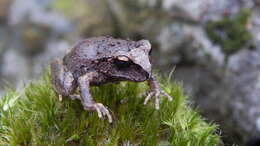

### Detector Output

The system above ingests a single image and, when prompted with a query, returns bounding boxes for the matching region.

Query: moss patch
[205,9,252,56]
[0,72,220,145]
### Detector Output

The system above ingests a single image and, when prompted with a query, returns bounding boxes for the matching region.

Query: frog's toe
[93,103,113,123]
[161,90,173,101]
[155,90,160,110]
[144,89,173,110]
[144,91,155,105]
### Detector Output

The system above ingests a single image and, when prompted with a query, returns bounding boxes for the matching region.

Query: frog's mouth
[109,63,150,82]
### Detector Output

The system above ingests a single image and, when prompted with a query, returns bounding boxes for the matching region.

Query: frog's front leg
[144,75,173,110]
[78,72,112,123]
[51,59,76,101]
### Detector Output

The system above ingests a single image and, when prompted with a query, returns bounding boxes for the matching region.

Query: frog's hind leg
[51,59,76,100]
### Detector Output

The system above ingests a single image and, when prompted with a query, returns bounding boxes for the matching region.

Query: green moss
[205,9,252,55]
[0,72,220,145]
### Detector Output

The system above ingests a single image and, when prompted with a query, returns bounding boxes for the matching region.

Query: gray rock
[1,49,29,89]
[8,0,72,33]
[155,1,260,144]
[0,0,73,96]
[157,23,224,68]
[163,0,255,24]
[163,0,236,22]
[226,49,260,140]
[250,8,260,46]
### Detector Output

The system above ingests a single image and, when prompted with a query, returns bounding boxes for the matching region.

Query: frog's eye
[117,56,129,62]
[114,56,131,68]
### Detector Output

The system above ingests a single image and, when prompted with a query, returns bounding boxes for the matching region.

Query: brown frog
[51,36,172,123]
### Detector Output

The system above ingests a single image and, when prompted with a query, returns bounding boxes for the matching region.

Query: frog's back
[64,36,136,60]
[63,36,136,75]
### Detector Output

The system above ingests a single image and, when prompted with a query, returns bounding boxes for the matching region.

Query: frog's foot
[143,89,172,110]
[68,95,112,123]
[83,102,113,123]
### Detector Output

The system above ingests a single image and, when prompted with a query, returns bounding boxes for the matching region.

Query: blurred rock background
[0,0,260,145]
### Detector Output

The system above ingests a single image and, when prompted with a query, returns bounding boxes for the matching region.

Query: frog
[51,36,172,123]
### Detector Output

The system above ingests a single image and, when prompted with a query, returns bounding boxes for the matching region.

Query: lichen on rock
[205,9,253,56]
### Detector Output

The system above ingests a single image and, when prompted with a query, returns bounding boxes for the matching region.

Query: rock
[0,0,12,24]
[8,0,72,33]
[172,48,260,144]
[226,49,260,141]
[0,0,72,95]
[163,0,254,23]
[20,24,51,56]
[156,23,224,69]
[250,8,260,46]
[155,1,260,144]
[0,39,70,96]
[163,0,232,22]
[1,49,29,89]
[31,40,70,76]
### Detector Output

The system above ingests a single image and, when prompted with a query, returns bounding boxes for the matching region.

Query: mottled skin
[51,36,172,123]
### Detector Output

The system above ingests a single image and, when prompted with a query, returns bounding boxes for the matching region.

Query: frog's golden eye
[115,56,131,68]
[117,56,129,62]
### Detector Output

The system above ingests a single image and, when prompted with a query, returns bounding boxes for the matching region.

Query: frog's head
[103,40,152,82]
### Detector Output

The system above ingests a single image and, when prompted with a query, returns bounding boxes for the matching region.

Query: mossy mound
[205,9,252,56]
[0,73,220,145]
